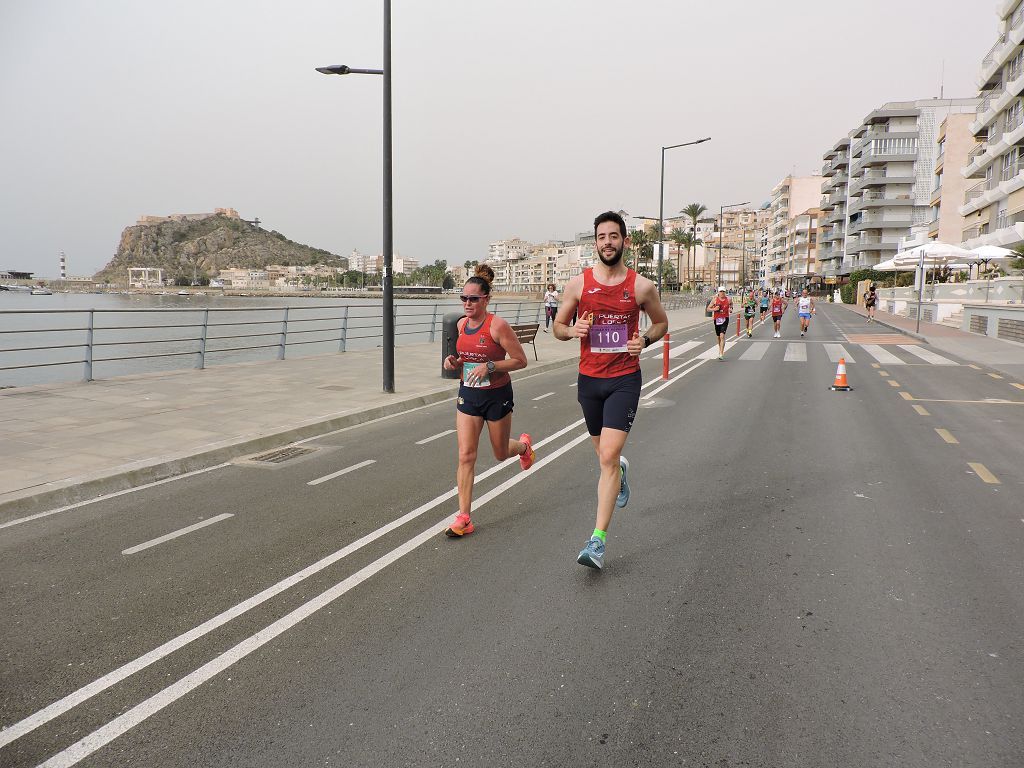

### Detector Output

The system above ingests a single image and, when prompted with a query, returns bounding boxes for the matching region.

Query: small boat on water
[30,287,53,295]
[1,284,32,293]
[177,290,191,296]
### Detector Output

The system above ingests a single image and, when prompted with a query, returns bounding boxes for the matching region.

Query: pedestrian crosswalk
[661,339,958,366]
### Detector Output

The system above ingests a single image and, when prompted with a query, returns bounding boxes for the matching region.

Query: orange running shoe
[518,433,535,470]
[444,513,475,537]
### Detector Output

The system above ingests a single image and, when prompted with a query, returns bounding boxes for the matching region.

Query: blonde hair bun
[474,263,495,286]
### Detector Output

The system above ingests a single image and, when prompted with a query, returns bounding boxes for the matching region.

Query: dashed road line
[912,405,930,416]
[899,392,915,401]
[308,460,377,487]
[879,371,890,377]
[934,429,959,445]
[1012,383,1024,391]
[122,514,234,555]
[968,462,1000,484]
[988,373,1004,380]
[888,380,901,387]
[532,392,555,401]
[415,429,456,445]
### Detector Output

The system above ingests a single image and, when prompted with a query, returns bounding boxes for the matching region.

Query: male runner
[770,290,787,338]
[708,287,731,359]
[759,290,770,324]
[797,288,815,336]
[864,283,878,322]
[743,291,757,337]
[553,211,669,570]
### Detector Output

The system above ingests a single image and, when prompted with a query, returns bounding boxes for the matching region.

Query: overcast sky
[0,0,999,278]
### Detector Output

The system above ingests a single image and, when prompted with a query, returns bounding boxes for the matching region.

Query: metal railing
[0,295,701,386]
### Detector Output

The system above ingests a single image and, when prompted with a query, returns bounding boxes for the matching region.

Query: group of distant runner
[706,286,816,358]
[440,209,825,571]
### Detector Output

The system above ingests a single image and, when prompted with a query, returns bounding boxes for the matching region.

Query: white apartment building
[821,98,978,277]
[488,238,531,262]
[765,176,821,289]
[961,0,1024,249]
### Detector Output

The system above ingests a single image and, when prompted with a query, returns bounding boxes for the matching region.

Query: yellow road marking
[912,405,930,415]
[899,392,914,400]
[871,363,880,369]
[879,371,889,377]
[907,398,1024,405]
[1013,383,1024,390]
[935,428,958,444]
[989,373,1004,380]
[968,364,981,370]
[968,462,1000,484]
[888,380,900,387]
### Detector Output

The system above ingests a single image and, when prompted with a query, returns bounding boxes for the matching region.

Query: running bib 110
[589,323,629,353]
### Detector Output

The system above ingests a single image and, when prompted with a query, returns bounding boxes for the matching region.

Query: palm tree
[627,228,652,274]
[676,231,701,291]
[669,229,688,290]
[682,203,707,288]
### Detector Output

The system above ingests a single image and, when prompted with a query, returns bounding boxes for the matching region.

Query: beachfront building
[961,0,1024,250]
[765,175,821,291]
[931,114,979,245]
[819,98,978,280]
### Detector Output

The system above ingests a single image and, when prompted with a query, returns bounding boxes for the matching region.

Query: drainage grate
[249,446,315,464]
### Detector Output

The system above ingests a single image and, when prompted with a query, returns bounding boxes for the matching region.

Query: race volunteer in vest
[770,290,787,338]
[709,286,732,360]
[797,288,816,337]
[552,210,669,570]
[442,264,535,538]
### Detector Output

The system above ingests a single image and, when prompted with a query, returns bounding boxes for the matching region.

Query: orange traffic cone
[829,357,852,391]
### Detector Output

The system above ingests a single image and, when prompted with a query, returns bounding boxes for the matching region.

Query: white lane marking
[415,429,456,445]
[698,339,739,359]
[739,342,770,361]
[307,460,376,487]
[0,464,232,532]
[898,345,957,366]
[36,430,597,768]
[642,358,709,399]
[532,392,555,401]
[861,344,904,365]
[0,418,587,750]
[669,341,702,358]
[122,514,234,556]
[784,343,807,362]
[824,344,855,364]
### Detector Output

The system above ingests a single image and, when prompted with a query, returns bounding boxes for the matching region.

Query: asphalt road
[2,304,1023,767]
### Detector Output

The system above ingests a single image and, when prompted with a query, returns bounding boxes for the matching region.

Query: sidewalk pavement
[839,302,1024,379]
[0,307,710,518]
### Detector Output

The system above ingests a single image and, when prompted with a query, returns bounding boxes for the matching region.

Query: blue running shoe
[616,456,630,509]
[577,536,605,570]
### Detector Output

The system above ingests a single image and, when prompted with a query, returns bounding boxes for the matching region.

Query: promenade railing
[0,294,701,386]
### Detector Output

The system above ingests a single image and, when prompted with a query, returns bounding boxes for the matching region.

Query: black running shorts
[457,382,514,422]
[713,318,729,336]
[577,370,642,436]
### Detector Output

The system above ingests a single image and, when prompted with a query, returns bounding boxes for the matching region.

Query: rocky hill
[95,214,344,282]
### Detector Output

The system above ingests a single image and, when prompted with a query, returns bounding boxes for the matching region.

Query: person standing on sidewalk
[442,264,536,537]
[543,283,559,332]
[709,286,732,359]
[552,210,668,570]
[864,283,878,322]
[797,288,815,337]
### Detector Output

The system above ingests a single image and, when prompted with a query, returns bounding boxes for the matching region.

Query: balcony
[847,192,915,215]
[846,236,900,254]
[930,184,942,206]
[964,180,987,205]
[847,214,913,234]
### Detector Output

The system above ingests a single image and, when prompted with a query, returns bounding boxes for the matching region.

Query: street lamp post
[718,201,749,289]
[656,138,711,295]
[316,0,395,393]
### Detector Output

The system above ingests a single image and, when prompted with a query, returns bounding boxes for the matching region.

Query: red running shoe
[519,433,535,470]
[444,513,475,537]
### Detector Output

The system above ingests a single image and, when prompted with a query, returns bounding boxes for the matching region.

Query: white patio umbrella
[896,242,972,332]
[969,245,1018,302]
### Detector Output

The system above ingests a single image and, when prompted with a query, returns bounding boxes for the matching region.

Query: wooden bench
[510,322,540,361]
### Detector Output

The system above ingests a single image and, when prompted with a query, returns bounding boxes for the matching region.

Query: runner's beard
[598,244,624,267]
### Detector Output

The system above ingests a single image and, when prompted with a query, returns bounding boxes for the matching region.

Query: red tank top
[456,313,510,389]
[578,268,641,378]
[770,297,784,315]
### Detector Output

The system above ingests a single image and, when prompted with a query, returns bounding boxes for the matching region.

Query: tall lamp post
[718,201,749,289]
[316,1,395,393]
[656,138,711,295]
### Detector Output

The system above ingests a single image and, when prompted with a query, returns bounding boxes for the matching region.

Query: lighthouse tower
[59,251,67,280]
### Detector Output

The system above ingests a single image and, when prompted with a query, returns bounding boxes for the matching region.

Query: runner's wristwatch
[642,334,651,348]
[486,361,496,373]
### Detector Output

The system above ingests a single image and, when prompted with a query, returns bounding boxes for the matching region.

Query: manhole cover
[249,446,315,464]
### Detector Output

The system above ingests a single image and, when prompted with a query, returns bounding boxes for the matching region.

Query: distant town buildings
[136,208,241,226]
